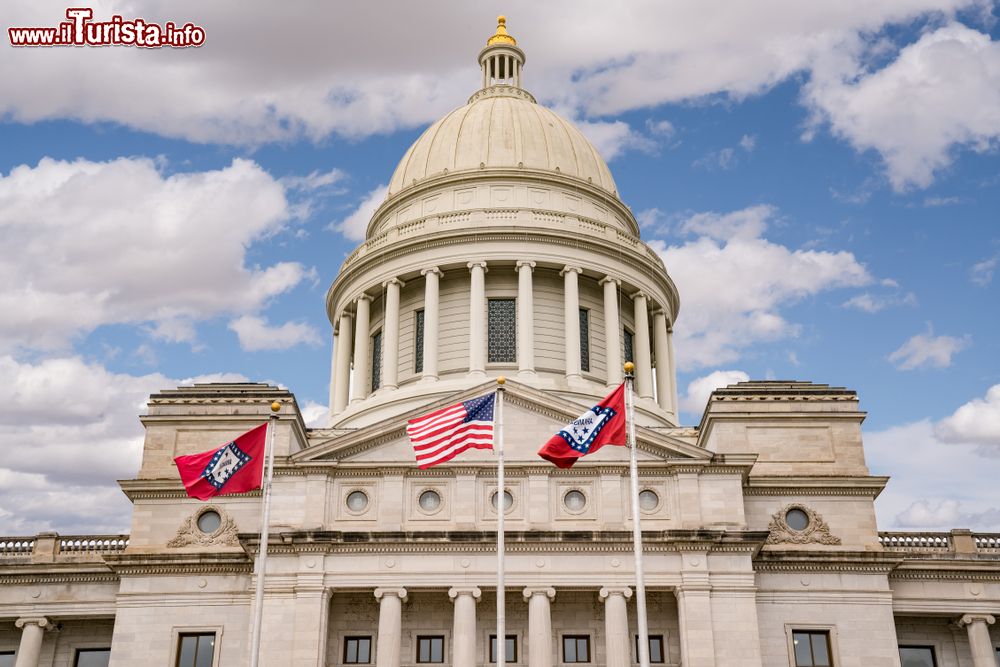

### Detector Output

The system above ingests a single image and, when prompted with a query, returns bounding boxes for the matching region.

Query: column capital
[599,586,633,602]
[516,260,536,270]
[421,266,442,277]
[374,587,408,602]
[15,617,50,630]
[448,586,482,602]
[652,308,667,318]
[958,614,996,627]
[599,275,621,287]
[631,290,648,301]
[355,292,373,304]
[560,265,583,277]
[467,260,488,271]
[382,277,405,289]
[523,586,556,601]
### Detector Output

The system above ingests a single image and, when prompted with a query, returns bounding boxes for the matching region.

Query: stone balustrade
[0,533,128,561]
[878,529,1000,554]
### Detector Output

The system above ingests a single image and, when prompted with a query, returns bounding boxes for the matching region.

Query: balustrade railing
[0,538,35,556]
[0,534,128,560]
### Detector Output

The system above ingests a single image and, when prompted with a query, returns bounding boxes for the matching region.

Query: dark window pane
[177,633,215,667]
[346,641,357,663]
[358,638,370,664]
[811,634,830,666]
[371,330,383,391]
[579,309,590,372]
[488,299,516,363]
[178,636,198,667]
[0,654,15,667]
[417,636,444,664]
[75,649,111,667]
[576,637,589,662]
[563,637,576,663]
[414,310,425,373]
[899,646,937,667]
[792,632,813,666]
[490,635,517,662]
[431,637,443,663]
[649,636,664,663]
[623,329,634,364]
[195,635,215,667]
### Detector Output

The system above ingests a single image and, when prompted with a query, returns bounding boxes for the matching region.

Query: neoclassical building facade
[2,17,999,667]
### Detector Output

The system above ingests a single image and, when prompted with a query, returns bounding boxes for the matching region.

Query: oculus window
[488,298,516,363]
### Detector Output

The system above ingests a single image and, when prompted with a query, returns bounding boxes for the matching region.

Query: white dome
[387,92,618,197]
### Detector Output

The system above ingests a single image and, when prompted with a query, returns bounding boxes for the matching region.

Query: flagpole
[495,377,506,667]
[249,401,280,667]
[624,363,651,667]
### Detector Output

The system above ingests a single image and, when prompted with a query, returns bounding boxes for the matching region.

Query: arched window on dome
[371,329,382,392]
[414,309,425,374]
[579,308,591,373]
[488,298,516,363]
[623,328,635,364]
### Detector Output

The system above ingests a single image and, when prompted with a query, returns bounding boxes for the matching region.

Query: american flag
[407,392,496,468]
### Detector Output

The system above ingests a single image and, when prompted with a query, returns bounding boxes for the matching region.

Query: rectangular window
[416,636,444,663]
[74,649,111,667]
[0,653,15,667]
[562,635,591,663]
[898,646,937,667]
[176,633,216,667]
[623,328,634,364]
[579,308,590,372]
[414,309,425,373]
[792,631,831,667]
[488,298,516,363]
[371,330,383,392]
[343,636,372,664]
[635,635,665,664]
[489,635,517,663]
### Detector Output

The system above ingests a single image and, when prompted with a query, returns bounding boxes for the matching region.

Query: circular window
[638,490,659,511]
[196,510,221,534]
[346,490,369,512]
[563,490,587,513]
[785,508,810,531]
[491,490,514,512]
[418,490,441,512]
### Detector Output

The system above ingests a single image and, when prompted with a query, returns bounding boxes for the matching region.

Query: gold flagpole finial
[497,375,506,386]
[270,401,281,413]
[623,362,635,375]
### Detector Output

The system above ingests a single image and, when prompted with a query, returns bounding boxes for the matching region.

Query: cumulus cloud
[970,255,997,286]
[888,328,970,369]
[679,369,750,417]
[331,184,388,241]
[575,119,657,161]
[805,23,1000,190]
[652,205,871,369]
[693,134,757,170]
[841,290,917,313]
[229,315,322,352]
[0,356,248,534]
[0,157,312,351]
[935,384,1000,446]
[300,400,331,428]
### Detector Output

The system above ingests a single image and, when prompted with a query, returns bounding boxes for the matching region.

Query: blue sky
[1,1,999,534]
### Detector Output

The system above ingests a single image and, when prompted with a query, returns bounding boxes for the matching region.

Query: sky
[1,0,998,536]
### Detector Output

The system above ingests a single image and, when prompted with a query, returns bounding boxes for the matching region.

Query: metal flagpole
[495,377,506,667]
[624,363,651,667]
[249,401,280,667]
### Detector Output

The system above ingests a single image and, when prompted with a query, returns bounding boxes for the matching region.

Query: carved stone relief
[766,503,842,545]
[167,505,240,548]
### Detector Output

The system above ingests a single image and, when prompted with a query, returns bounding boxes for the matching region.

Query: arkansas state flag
[173,423,268,500]
[537,383,627,468]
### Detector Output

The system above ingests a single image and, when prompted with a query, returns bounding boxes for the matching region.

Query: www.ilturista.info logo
[8,8,206,48]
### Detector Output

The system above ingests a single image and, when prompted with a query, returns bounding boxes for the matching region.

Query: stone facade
[2,16,999,667]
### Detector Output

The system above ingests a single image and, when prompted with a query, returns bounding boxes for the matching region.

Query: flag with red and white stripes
[406,392,496,468]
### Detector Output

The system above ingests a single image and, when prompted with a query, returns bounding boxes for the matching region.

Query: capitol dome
[387,94,618,198]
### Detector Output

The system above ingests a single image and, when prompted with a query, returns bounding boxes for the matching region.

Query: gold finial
[487,15,517,46]
[270,401,281,413]
[497,375,506,385]
[623,362,635,375]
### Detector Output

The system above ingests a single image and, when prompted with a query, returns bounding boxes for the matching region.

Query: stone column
[350,294,372,403]
[632,292,654,399]
[382,278,404,390]
[652,309,674,414]
[601,277,622,386]
[523,587,556,667]
[958,614,996,667]
[468,260,488,377]
[600,587,632,667]
[14,617,50,667]
[667,326,679,419]
[421,268,442,381]
[516,261,536,377]
[374,588,407,667]
[561,266,583,381]
[449,587,482,667]
[675,587,715,667]
[332,313,353,414]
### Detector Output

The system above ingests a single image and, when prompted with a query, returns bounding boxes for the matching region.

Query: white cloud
[922,195,961,207]
[970,255,997,286]
[935,384,1000,446]
[841,290,917,313]
[332,185,388,241]
[0,355,247,534]
[739,134,757,152]
[0,157,313,351]
[805,23,1000,190]
[300,400,330,428]
[646,119,676,137]
[229,315,322,352]
[867,418,1000,531]
[652,205,871,368]
[280,168,348,192]
[679,369,750,416]
[693,133,757,170]
[575,119,657,161]
[888,328,970,369]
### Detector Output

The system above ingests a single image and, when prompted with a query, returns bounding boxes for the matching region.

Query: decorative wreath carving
[167,505,240,548]
[766,503,841,545]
